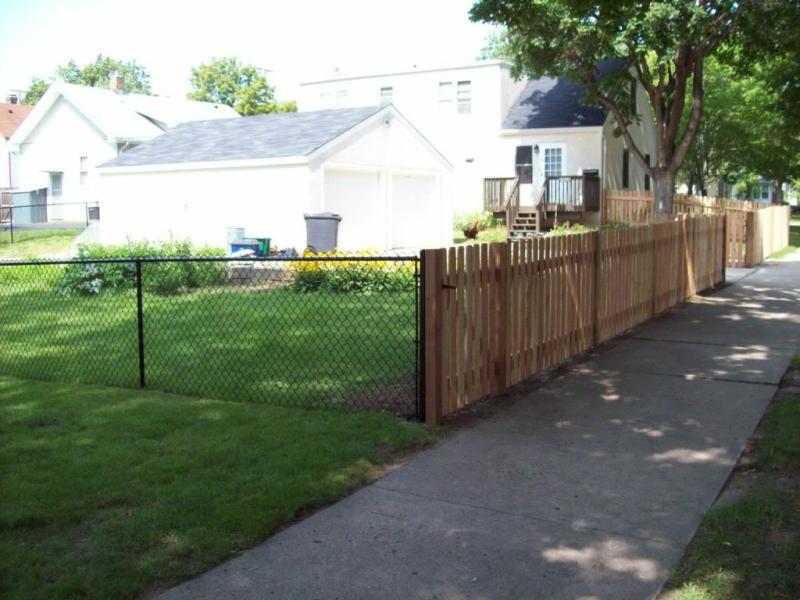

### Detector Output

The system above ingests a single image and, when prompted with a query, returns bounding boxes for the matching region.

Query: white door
[323,169,383,250]
[534,145,565,203]
[391,173,438,248]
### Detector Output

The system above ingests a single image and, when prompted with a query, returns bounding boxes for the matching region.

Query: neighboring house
[96,105,453,251]
[298,61,657,226]
[0,98,32,189]
[8,80,238,221]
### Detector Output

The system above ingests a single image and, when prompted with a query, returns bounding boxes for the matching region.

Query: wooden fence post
[490,242,509,392]
[421,248,445,425]
[592,230,603,344]
[744,211,756,267]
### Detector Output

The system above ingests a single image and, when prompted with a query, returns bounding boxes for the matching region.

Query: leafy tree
[19,55,152,105]
[680,2,800,202]
[21,77,49,105]
[56,54,151,94]
[188,57,295,116]
[477,29,513,61]
[470,0,750,212]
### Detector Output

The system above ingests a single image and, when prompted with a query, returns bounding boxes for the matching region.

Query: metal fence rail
[0,254,421,418]
[0,201,100,243]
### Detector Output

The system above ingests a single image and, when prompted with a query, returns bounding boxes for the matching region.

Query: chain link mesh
[0,255,420,417]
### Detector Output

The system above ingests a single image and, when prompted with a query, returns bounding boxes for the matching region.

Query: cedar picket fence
[421,214,726,424]
[602,190,790,267]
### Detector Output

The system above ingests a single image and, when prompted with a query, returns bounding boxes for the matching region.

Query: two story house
[8,79,239,222]
[298,60,656,229]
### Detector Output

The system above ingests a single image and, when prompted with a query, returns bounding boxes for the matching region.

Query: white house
[0,99,32,189]
[8,81,238,221]
[96,105,453,251]
[298,61,657,222]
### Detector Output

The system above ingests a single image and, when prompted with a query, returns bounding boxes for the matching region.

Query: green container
[254,237,271,257]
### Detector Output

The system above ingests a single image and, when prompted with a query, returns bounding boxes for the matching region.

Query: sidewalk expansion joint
[372,483,675,548]
[608,368,778,388]
[630,335,798,350]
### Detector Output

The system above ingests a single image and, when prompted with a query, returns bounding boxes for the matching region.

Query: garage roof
[101,106,387,168]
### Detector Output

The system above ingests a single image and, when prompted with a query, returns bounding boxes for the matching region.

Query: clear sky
[0,0,495,102]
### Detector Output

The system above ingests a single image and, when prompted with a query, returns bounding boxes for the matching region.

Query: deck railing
[484,177,518,212]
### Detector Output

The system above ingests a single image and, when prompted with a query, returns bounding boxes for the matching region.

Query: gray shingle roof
[101,106,386,168]
[503,78,607,129]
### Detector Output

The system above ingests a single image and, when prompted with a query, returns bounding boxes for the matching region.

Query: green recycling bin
[254,237,271,257]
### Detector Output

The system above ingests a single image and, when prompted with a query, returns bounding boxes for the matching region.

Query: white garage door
[391,173,438,249]
[323,170,383,250]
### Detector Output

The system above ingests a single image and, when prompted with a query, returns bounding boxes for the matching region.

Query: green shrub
[290,251,415,293]
[453,211,501,233]
[548,222,597,236]
[58,241,227,295]
[602,221,632,230]
[0,262,63,291]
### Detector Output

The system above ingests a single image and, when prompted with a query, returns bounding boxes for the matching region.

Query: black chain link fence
[0,255,421,417]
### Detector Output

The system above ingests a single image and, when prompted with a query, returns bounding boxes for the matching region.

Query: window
[544,147,563,177]
[79,156,88,186]
[630,80,637,115]
[622,149,630,188]
[438,82,454,111]
[50,172,63,196]
[644,153,651,191]
[758,180,772,201]
[335,90,348,107]
[515,146,533,184]
[457,80,471,114]
[380,86,393,104]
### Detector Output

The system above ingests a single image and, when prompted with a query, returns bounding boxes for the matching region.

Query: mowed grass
[0,376,429,599]
[453,225,508,245]
[0,268,416,411]
[769,217,799,259]
[663,372,800,600]
[0,229,82,258]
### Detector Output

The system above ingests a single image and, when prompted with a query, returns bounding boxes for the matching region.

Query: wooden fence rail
[603,190,790,268]
[421,215,726,424]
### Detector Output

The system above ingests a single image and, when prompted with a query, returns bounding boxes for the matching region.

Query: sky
[0,0,496,102]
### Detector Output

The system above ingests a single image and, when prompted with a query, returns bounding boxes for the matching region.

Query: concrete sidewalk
[162,256,800,600]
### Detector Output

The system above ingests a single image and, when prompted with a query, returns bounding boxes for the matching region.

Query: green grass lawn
[453,226,508,245]
[0,229,82,258]
[0,376,429,599]
[662,363,800,599]
[0,271,416,412]
[769,218,800,259]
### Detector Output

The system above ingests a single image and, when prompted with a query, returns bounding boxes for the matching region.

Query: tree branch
[670,58,705,172]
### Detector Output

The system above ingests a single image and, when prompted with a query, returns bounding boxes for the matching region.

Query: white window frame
[380,86,393,105]
[79,156,88,186]
[50,172,63,197]
[438,82,454,111]
[457,80,471,114]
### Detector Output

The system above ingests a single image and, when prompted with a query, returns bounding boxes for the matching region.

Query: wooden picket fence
[603,190,790,267]
[421,214,726,423]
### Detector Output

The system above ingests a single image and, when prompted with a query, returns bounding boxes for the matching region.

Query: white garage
[96,105,453,252]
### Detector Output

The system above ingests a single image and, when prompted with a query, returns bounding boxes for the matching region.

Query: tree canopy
[20,54,152,104]
[470,0,752,211]
[188,57,296,116]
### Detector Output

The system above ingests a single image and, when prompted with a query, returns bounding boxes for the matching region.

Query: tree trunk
[653,170,675,213]
[774,180,784,204]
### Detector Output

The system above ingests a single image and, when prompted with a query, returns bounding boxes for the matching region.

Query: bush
[548,222,597,236]
[0,262,63,291]
[454,211,501,238]
[291,250,415,293]
[58,241,227,295]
